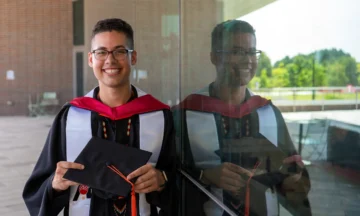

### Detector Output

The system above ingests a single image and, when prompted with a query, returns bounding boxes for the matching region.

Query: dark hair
[211,20,256,51]
[91,18,134,49]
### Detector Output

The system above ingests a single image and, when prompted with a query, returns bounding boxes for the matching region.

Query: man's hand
[203,162,252,197]
[127,164,165,194]
[282,154,304,183]
[52,161,84,192]
[281,155,309,201]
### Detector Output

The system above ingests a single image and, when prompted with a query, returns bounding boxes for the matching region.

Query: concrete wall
[220,0,277,20]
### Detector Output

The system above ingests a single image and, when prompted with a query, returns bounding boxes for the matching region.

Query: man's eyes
[114,49,127,54]
[96,50,107,55]
[232,50,257,55]
[232,50,245,55]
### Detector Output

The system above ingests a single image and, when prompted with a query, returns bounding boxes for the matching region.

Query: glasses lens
[113,49,128,60]
[94,50,108,61]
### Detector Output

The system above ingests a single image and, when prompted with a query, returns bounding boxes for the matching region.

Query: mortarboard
[218,137,299,175]
[63,137,152,216]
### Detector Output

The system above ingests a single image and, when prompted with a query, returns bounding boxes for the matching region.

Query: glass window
[177,0,360,216]
[3,0,360,215]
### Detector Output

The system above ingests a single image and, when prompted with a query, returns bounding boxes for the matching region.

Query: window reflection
[176,0,360,215]
[175,20,311,216]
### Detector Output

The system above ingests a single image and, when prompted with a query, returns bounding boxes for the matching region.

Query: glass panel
[73,0,84,46]
[3,0,360,215]
[177,0,360,215]
[76,52,84,97]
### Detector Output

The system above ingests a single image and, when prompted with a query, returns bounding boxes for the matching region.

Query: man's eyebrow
[93,45,127,50]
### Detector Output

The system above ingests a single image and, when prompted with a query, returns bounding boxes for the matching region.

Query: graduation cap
[63,137,152,216]
[216,137,298,175]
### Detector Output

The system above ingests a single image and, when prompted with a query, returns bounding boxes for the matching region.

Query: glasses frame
[91,48,134,61]
[216,49,262,60]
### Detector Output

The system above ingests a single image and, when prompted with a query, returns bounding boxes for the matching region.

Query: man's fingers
[135,184,157,194]
[58,161,85,170]
[134,169,155,185]
[283,155,304,168]
[55,167,66,177]
[221,183,240,194]
[221,176,246,189]
[282,174,303,193]
[288,173,302,183]
[226,163,252,177]
[127,164,152,180]
[63,180,80,187]
[222,169,245,184]
[134,178,156,191]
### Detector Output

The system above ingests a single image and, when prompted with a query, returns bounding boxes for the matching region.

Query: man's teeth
[104,69,120,74]
[235,68,250,73]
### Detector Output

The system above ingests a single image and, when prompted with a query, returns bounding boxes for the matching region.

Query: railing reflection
[254,86,360,112]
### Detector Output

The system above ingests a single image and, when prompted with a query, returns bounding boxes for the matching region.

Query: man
[23,18,176,216]
[173,20,311,216]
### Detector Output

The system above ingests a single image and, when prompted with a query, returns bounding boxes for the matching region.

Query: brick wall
[0,0,73,115]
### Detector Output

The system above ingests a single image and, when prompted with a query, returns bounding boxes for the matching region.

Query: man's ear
[210,51,218,66]
[88,52,93,68]
[130,50,137,65]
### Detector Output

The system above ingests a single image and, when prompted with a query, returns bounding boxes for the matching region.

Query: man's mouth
[233,67,251,74]
[102,68,121,75]
[233,68,251,77]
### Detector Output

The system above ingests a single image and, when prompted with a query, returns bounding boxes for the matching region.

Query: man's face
[212,33,257,87]
[88,31,137,89]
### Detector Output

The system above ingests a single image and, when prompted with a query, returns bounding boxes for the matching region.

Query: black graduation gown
[173,85,312,216]
[22,86,177,216]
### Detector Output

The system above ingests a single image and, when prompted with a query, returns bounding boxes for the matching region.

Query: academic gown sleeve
[145,109,178,216]
[172,108,210,216]
[272,104,312,216]
[22,105,71,216]
[172,108,202,180]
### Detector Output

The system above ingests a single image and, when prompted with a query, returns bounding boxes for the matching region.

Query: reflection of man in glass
[174,20,311,216]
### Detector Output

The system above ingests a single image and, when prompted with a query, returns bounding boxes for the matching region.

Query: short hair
[91,18,134,49]
[211,20,256,52]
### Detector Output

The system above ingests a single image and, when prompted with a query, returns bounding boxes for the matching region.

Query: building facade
[1,0,276,115]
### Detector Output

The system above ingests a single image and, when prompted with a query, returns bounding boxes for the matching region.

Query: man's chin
[229,79,249,88]
[100,81,129,89]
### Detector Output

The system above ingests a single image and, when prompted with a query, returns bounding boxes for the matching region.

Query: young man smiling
[23,18,176,216]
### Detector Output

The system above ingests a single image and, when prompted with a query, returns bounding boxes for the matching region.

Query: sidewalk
[0,116,359,216]
[0,116,54,216]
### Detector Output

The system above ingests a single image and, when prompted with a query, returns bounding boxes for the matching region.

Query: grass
[292,93,357,100]
[261,93,358,100]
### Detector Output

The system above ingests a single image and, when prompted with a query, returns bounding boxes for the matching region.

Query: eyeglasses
[216,49,262,60]
[91,48,133,61]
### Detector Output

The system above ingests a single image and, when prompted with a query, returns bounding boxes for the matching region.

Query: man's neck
[98,84,132,108]
[213,81,247,105]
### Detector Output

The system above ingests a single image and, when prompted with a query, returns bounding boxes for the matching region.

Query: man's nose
[238,55,253,67]
[105,52,117,64]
